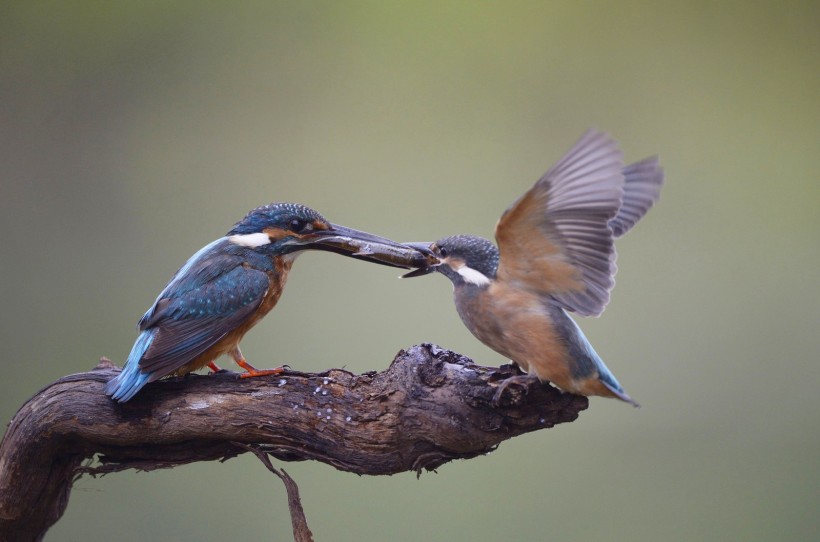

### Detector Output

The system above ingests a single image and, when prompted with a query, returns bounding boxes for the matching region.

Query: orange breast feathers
[454,282,574,390]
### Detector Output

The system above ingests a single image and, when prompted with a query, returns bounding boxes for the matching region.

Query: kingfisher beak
[300,226,439,270]
[399,242,439,278]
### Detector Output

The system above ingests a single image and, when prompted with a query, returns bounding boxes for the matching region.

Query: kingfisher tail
[105,329,157,402]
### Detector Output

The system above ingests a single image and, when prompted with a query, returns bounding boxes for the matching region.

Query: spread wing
[495,129,624,317]
[609,156,664,238]
[137,254,270,376]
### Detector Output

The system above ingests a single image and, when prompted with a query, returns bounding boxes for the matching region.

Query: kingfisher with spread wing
[404,130,663,406]
[106,202,434,402]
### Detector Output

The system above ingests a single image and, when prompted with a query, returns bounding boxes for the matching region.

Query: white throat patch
[228,232,271,247]
[455,264,491,286]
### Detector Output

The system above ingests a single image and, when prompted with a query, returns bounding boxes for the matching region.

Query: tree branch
[0,344,587,541]
[236,443,314,542]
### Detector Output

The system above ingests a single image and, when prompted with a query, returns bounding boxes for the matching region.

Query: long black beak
[399,242,439,278]
[299,226,439,270]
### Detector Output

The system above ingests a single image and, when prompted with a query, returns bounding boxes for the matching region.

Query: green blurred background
[1,1,818,540]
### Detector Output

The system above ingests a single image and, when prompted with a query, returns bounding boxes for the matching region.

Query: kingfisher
[106,202,433,402]
[404,130,663,406]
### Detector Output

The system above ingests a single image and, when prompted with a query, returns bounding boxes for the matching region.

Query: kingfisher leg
[492,374,540,407]
[207,361,223,373]
[229,347,285,379]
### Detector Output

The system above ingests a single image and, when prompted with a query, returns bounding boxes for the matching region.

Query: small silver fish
[318,236,439,269]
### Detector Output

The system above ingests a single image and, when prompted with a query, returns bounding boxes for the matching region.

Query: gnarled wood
[0,344,587,541]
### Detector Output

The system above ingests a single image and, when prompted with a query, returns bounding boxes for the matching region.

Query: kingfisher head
[226,202,433,268]
[403,235,499,287]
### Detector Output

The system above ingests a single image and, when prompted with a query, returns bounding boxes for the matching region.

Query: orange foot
[235,357,286,379]
[207,362,223,373]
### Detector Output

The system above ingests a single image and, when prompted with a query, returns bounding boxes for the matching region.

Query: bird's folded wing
[495,129,624,317]
[138,265,269,375]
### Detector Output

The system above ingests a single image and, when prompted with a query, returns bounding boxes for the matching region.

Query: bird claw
[235,357,288,379]
[238,366,286,379]
[491,374,539,407]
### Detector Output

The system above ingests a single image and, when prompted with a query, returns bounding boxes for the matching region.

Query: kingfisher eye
[289,218,311,232]
[438,246,448,258]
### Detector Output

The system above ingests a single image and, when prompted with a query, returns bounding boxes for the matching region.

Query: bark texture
[0,344,587,541]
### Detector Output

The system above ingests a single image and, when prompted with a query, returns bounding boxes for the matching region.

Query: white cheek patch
[455,264,491,286]
[228,232,271,247]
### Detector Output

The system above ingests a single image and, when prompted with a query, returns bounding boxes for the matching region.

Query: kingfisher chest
[453,286,509,353]
[454,284,555,357]
[248,258,293,324]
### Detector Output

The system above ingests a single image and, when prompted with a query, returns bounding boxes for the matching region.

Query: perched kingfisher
[404,130,663,406]
[106,202,433,402]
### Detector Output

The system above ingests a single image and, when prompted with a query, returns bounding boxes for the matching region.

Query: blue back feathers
[549,306,623,388]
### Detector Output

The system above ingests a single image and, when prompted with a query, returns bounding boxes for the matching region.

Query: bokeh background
[2,2,818,541]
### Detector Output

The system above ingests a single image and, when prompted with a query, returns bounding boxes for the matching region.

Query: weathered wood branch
[0,344,587,541]
[237,443,315,542]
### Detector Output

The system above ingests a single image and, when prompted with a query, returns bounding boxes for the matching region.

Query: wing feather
[609,156,664,238]
[495,130,624,316]
[138,264,269,376]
